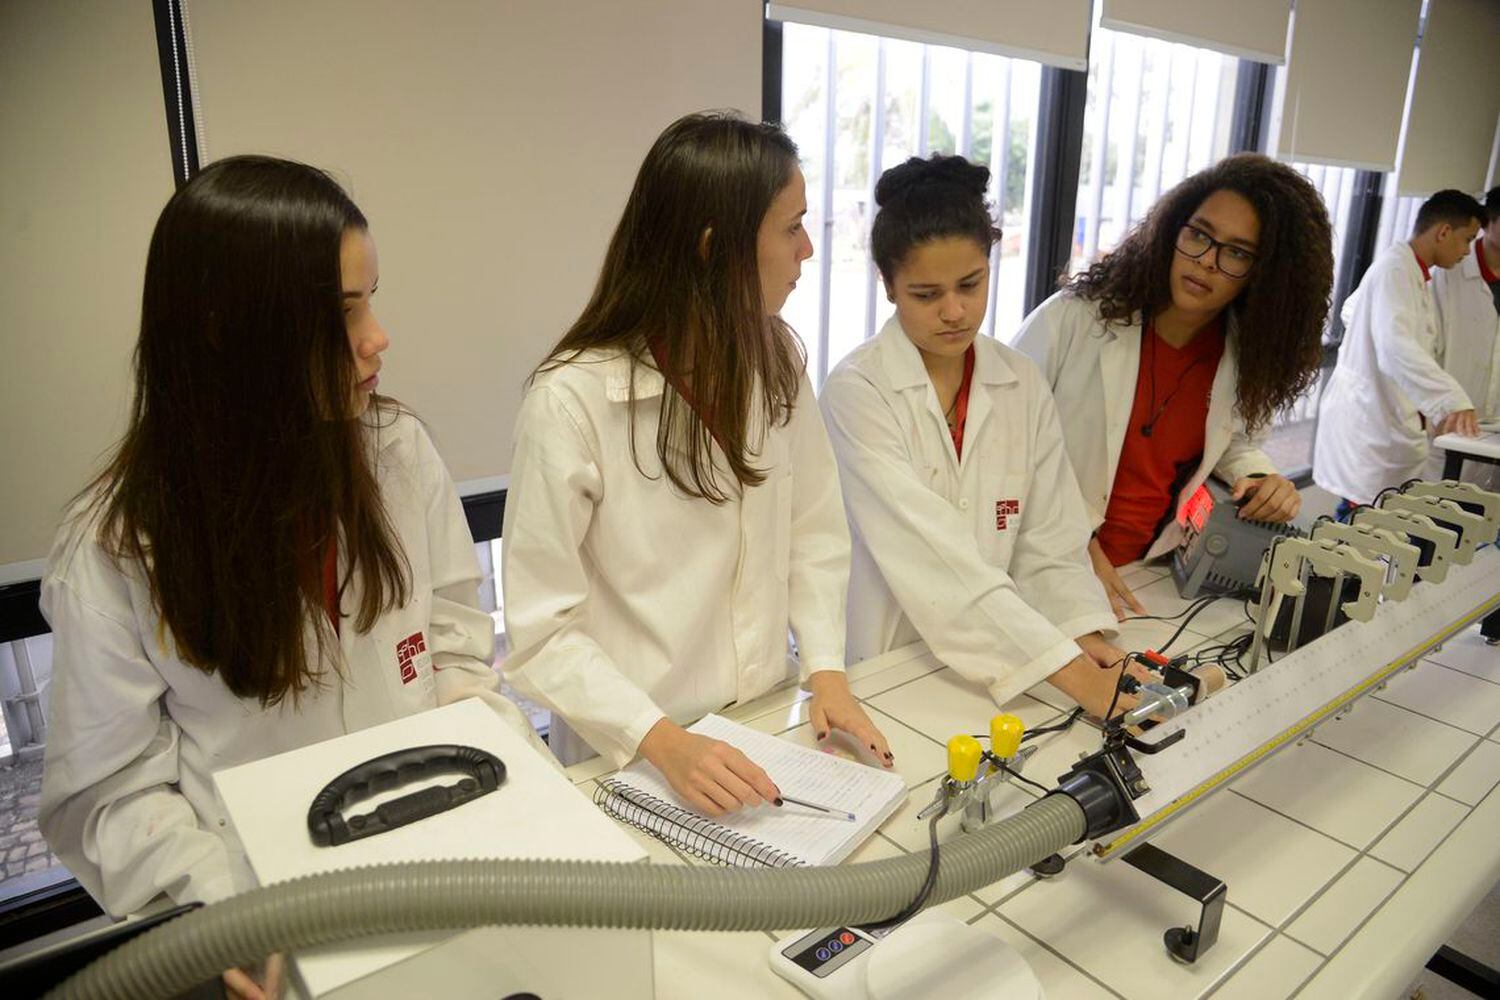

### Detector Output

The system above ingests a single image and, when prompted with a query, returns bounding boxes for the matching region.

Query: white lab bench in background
[1436,427,1500,480]
[561,556,1500,999]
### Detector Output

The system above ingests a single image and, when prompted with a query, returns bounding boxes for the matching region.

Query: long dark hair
[871,154,1000,282]
[537,111,805,503]
[1065,153,1333,432]
[85,155,410,706]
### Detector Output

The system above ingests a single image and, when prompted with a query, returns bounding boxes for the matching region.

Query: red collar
[1477,238,1499,284]
[1411,246,1432,282]
[947,346,977,460]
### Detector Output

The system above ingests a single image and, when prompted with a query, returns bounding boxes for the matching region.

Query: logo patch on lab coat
[995,499,1021,530]
[396,631,428,685]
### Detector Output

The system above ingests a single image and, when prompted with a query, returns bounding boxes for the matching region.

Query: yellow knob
[990,714,1025,760]
[947,735,983,783]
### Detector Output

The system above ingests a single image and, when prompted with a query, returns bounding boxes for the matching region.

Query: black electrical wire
[1021,707,1085,743]
[1101,653,1136,726]
[1157,598,1220,654]
[996,761,1052,795]
[1338,502,1371,523]
[971,706,1086,745]
[1120,594,1218,625]
[867,806,945,931]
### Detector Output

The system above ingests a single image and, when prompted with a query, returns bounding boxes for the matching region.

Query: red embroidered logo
[995,499,1021,530]
[396,631,426,684]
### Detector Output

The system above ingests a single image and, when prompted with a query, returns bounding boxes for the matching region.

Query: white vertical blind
[1396,0,1500,196]
[768,0,1092,70]
[186,0,762,496]
[1271,0,1421,172]
[1101,0,1292,63]
[0,3,174,568]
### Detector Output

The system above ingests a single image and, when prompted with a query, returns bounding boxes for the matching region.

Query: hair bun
[875,154,990,207]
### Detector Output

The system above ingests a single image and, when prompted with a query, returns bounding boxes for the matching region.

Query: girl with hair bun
[502,112,893,817]
[820,154,1147,720]
[1015,155,1333,617]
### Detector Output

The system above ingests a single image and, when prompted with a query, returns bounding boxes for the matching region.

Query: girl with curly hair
[1015,154,1333,616]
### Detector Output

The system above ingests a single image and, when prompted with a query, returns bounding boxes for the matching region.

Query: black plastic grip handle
[307,744,506,847]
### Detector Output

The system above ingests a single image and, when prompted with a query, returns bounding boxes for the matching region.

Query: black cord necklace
[1139,328,1210,438]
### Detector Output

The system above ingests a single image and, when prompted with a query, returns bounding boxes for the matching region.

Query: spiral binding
[594,778,804,868]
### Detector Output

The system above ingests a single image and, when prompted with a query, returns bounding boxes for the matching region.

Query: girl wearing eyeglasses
[1015,154,1333,617]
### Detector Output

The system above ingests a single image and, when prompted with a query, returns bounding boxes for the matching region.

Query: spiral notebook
[593,714,908,868]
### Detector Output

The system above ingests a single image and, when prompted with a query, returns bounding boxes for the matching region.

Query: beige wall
[1272,0,1421,172]
[1396,0,1500,196]
[0,0,761,569]
[0,2,175,568]
[186,0,762,490]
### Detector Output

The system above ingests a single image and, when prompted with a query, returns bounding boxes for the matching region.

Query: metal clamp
[1403,481,1500,536]
[1379,493,1488,563]
[1311,520,1421,601]
[1266,537,1385,623]
[1248,536,1386,672]
[1350,507,1458,584]
[1121,842,1226,964]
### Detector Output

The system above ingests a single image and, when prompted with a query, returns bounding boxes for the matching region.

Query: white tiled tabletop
[561,558,1500,999]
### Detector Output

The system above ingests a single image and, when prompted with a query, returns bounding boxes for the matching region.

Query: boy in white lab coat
[1315,189,1485,511]
[821,155,1150,720]
[502,113,894,819]
[1429,186,1500,486]
[39,158,547,1000]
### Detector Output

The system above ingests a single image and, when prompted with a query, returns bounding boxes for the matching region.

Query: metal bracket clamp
[960,744,1039,833]
[1379,494,1488,563]
[1265,537,1386,623]
[1311,520,1422,601]
[1350,507,1459,584]
[1404,480,1500,532]
[1121,842,1226,964]
[1247,536,1387,673]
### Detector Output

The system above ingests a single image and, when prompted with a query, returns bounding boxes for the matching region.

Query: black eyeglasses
[1175,224,1257,279]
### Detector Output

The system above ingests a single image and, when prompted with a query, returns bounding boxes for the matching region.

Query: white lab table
[565,558,1500,999]
[1435,427,1500,479]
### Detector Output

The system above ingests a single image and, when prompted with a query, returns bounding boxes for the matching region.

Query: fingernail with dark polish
[774,797,784,806]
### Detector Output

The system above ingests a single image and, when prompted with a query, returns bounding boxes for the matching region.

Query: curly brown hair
[1064,153,1333,433]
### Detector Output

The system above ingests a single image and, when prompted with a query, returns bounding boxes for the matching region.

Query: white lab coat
[1432,246,1500,418]
[39,411,549,917]
[1314,243,1474,503]
[1014,291,1276,560]
[820,318,1117,706]
[501,349,850,769]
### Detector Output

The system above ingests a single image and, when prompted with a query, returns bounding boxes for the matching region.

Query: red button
[840,932,855,945]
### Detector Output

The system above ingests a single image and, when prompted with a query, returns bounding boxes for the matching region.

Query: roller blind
[185,0,761,497]
[1272,0,1421,171]
[0,2,175,570]
[768,0,1091,70]
[1395,0,1500,196]
[1100,0,1292,63]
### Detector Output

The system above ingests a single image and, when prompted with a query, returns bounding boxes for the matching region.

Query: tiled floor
[565,555,1500,1000]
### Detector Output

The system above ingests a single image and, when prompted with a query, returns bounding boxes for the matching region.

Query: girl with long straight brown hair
[502,111,893,816]
[39,157,547,953]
